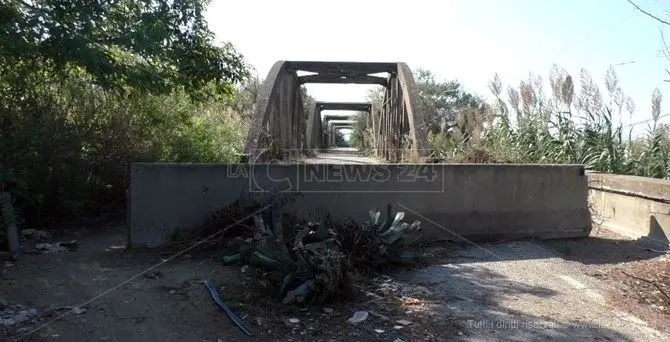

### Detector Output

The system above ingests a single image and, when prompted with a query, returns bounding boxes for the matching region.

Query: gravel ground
[393,239,668,341]
[1,224,668,341]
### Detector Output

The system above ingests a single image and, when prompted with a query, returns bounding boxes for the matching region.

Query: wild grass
[428,66,669,179]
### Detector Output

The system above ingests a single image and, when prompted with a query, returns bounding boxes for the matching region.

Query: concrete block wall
[588,172,670,247]
[128,163,591,247]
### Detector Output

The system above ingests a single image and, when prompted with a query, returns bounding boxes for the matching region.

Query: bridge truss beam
[243,61,428,163]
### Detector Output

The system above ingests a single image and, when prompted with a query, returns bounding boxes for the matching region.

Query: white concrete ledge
[588,172,669,247]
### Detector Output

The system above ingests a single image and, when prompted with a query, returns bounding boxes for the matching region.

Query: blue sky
[205,0,670,134]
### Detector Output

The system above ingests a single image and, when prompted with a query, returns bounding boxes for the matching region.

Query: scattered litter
[21,229,49,239]
[458,331,464,336]
[393,338,406,342]
[374,329,385,334]
[204,279,253,336]
[0,308,38,326]
[256,317,263,326]
[288,318,300,324]
[396,319,412,326]
[34,240,78,254]
[348,310,369,324]
[109,244,126,250]
[393,325,403,330]
[240,265,249,274]
[322,307,334,314]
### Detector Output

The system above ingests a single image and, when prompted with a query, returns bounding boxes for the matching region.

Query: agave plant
[366,205,422,246]
[228,200,423,305]
[337,203,423,269]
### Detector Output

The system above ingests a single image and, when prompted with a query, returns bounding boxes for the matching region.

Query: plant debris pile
[170,191,300,246]
[220,194,424,305]
[335,203,424,270]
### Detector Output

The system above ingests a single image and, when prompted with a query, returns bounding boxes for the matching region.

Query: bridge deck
[303,148,380,164]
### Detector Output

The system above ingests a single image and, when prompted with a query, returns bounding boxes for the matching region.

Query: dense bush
[0,1,251,236]
[0,62,250,229]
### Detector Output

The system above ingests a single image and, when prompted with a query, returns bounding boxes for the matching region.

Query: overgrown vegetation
[0,0,253,230]
[2,1,669,241]
[349,112,373,151]
[352,66,670,179]
[430,66,670,179]
[174,193,424,305]
[350,69,486,153]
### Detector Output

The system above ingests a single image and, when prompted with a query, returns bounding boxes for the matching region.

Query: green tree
[0,0,248,98]
[334,129,349,147]
[352,69,484,153]
[230,76,262,120]
[0,1,253,229]
[414,69,484,134]
[350,112,372,150]
[363,69,484,133]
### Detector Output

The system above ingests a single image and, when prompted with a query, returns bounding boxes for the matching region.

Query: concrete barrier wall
[128,163,591,247]
[588,172,669,247]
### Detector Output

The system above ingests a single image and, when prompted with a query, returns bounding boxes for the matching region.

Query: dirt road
[394,239,668,341]
[1,224,667,341]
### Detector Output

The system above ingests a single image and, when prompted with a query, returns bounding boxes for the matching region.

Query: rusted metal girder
[316,102,372,111]
[298,74,387,85]
[243,61,428,163]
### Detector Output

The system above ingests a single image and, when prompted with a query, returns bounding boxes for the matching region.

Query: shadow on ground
[434,229,665,266]
[2,222,667,341]
[384,248,645,341]
[541,227,666,265]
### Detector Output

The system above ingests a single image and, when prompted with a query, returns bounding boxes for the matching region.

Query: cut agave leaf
[384,224,410,244]
[369,209,380,225]
[392,211,405,226]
